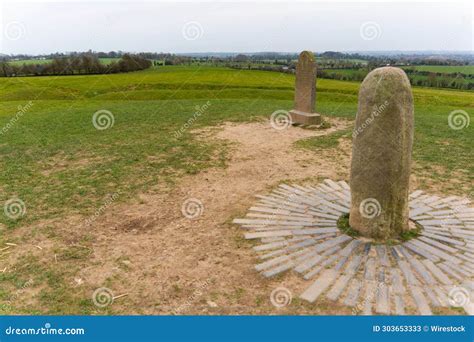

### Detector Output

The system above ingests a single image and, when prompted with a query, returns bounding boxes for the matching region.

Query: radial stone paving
[233,179,474,315]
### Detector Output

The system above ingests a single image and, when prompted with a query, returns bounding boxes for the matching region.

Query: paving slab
[343,279,363,307]
[409,286,433,315]
[300,269,339,302]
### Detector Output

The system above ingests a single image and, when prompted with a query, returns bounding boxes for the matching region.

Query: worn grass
[296,129,352,150]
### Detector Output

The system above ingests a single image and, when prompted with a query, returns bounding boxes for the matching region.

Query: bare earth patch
[82,117,353,314]
[38,151,106,177]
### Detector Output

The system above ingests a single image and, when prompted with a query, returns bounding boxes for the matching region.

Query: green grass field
[0,66,472,313]
[402,65,474,75]
[7,59,53,66]
[325,65,474,76]
[318,57,367,64]
[322,68,367,79]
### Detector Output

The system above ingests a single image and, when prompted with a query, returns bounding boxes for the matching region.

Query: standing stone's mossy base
[234,179,474,315]
[337,212,421,244]
[336,213,360,238]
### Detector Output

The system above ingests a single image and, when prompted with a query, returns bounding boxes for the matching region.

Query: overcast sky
[0,0,472,54]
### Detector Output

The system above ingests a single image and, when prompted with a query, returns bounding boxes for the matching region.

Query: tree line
[0,54,151,77]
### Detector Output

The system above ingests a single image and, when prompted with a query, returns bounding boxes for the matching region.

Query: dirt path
[78,117,354,314]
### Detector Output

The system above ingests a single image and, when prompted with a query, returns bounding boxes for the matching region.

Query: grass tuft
[295,129,352,150]
[336,213,360,237]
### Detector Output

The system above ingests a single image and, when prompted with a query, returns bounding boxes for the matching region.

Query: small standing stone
[289,51,321,125]
[349,67,414,240]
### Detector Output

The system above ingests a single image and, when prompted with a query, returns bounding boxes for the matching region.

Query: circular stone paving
[233,179,474,315]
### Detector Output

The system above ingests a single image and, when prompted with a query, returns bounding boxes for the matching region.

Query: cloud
[1,0,472,54]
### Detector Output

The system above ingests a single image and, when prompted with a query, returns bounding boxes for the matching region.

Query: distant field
[223,58,368,67]
[8,58,120,66]
[402,65,474,75]
[96,57,121,65]
[325,66,474,77]
[320,65,473,89]
[323,69,367,77]
[8,59,52,65]
[316,58,367,65]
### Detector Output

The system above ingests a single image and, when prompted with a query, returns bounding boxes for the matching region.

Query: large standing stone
[349,67,414,241]
[289,51,321,125]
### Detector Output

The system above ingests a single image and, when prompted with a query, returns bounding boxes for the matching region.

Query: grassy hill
[0,65,472,229]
